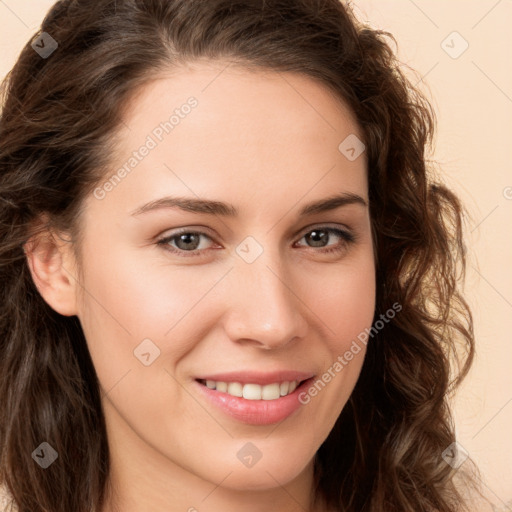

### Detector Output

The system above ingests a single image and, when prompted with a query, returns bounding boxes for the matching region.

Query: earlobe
[23,226,79,317]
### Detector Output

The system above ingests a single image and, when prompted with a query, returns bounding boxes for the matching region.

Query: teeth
[243,383,261,400]
[202,380,301,400]
[227,382,243,397]
[216,381,227,392]
[261,383,280,400]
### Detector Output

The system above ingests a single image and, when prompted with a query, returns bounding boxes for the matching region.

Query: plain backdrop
[1,0,511,508]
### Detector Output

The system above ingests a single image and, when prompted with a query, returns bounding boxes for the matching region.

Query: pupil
[307,230,327,247]
[177,233,199,250]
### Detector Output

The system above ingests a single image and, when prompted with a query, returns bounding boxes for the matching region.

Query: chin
[199,451,313,492]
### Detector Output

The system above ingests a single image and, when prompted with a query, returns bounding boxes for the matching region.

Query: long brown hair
[0,1,483,510]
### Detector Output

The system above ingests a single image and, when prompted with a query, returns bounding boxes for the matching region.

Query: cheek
[75,241,202,394]
[297,254,375,427]
[78,239,205,339]
[310,254,376,351]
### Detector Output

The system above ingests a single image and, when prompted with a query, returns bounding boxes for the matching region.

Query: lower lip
[193,378,314,426]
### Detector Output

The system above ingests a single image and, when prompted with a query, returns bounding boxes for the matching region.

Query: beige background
[1,0,511,508]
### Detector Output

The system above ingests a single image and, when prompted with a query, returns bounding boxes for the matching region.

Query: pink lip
[194,370,315,386]
[193,376,316,426]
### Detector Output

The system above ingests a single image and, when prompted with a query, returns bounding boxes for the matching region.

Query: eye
[156,229,216,257]
[295,226,356,255]
[156,226,357,258]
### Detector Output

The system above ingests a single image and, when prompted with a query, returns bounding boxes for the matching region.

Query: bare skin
[26,60,375,512]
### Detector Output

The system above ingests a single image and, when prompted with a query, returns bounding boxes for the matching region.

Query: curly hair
[0,0,484,510]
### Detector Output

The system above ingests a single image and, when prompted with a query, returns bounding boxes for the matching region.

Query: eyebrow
[130,192,368,218]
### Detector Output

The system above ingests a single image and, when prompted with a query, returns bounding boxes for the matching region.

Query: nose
[221,248,309,350]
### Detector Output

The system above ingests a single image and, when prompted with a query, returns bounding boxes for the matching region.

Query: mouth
[193,376,316,425]
[196,378,309,400]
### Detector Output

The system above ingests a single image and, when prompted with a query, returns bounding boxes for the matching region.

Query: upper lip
[195,370,315,386]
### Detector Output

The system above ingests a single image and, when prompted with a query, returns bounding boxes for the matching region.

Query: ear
[23,217,80,317]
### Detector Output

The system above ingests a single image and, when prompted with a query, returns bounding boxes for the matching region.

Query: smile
[197,379,302,400]
[194,374,316,425]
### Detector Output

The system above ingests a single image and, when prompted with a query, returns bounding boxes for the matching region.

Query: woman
[0,0,490,510]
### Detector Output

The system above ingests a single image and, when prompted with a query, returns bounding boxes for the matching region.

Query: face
[71,62,375,504]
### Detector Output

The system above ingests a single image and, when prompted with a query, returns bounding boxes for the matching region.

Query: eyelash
[156,226,357,258]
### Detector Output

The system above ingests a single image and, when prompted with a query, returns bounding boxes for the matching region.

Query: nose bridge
[223,239,307,348]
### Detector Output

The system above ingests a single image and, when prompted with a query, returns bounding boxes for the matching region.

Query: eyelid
[155,225,218,241]
[295,221,353,238]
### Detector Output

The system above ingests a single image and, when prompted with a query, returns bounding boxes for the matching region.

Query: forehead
[86,62,367,220]
[120,61,362,146]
